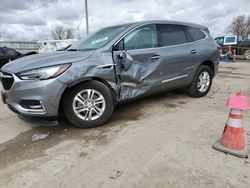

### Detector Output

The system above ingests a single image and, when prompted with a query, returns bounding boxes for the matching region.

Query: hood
[1,51,94,73]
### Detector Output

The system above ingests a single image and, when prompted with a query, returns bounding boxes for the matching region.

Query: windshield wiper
[66,49,82,51]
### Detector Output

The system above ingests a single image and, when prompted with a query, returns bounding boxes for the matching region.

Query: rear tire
[244,50,250,60]
[63,80,114,128]
[187,65,213,98]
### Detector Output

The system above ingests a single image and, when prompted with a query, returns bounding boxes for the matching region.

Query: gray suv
[0,20,219,128]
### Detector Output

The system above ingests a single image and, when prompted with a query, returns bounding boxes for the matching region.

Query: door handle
[150,55,160,60]
[191,50,197,54]
[96,64,115,69]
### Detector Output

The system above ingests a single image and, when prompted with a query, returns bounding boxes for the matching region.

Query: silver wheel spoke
[87,89,95,100]
[88,108,93,120]
[197,71,210,93]
[200,84,205,92]
[72,89,106,121]
[74,106,87,114]
[93,105,103,115]
[94,96,105,104]
[75,94,86,104]
[84,109,90,119]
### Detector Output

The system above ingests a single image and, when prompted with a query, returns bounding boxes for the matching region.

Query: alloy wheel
[197,71,211,93]
[72,89,106,121]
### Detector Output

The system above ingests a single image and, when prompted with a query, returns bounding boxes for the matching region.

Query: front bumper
[1,71,66,117]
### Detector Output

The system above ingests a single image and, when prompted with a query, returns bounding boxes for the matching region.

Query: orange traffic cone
[213,92,250,158]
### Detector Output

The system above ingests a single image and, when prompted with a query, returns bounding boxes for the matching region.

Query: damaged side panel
[113,50,167,101]
[60,52,119,100]
[113,46,196,101]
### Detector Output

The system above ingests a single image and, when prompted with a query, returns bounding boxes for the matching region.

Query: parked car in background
[214,35,250,60]
[0,20,219,128]
[0,41,39,54]
[0,47,37,68]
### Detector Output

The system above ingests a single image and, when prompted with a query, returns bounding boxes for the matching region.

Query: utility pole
[85,0,89,35]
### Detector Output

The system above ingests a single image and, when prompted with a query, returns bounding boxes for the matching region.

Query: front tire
[187,65,213,97]
[63,80,114,128]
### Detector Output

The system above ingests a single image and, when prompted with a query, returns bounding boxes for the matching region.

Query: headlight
[17,64,71,80]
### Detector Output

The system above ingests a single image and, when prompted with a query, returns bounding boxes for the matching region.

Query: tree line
[228,14,250,39]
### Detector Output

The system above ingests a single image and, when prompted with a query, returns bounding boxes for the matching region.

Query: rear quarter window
[157,24,187,47]
[185,26,206,41]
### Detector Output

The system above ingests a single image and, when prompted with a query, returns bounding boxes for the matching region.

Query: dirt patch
[177,101,187,105]
[0,122,109,170]
[217,74,247,79]
[135,164,230,188]
[2,87,178,169]
[112,91,187,122]
[219,70,250,77]
[221,66,238,70]
[164,103,179,108]
[112,102,144,122]
[0,91,189,170]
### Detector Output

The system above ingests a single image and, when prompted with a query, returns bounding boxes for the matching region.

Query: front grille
[0,71,14,90]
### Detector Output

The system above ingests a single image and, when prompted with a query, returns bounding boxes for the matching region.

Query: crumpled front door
[113,49,166,101]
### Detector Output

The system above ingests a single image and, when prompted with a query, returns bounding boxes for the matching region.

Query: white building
[37,39,78,53]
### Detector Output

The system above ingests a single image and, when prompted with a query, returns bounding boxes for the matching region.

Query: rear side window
[185,26,206,41]
[157,24,187,47]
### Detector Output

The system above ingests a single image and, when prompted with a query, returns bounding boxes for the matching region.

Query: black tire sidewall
[189,65,213,97]
[63,80,114,128]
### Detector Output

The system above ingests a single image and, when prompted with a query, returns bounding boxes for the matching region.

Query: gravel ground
[0,62,250,188]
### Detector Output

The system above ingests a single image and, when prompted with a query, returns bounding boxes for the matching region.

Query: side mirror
[118,51,133,71]
[118,51,126,60]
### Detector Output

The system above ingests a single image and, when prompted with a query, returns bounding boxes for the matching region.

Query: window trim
[113,23,208,52]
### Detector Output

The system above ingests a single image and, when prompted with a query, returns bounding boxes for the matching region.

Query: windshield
[68,26,126,51]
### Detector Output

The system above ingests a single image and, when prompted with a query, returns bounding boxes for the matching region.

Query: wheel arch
[200,60,215,77]
[58,77,117,115]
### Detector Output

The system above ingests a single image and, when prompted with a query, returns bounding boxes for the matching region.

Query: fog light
[29,105,43,109]
[20,100,44,110]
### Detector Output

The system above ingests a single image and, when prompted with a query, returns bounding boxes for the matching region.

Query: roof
[107,20,208,30]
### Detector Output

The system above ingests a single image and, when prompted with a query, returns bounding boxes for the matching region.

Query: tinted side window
[185,26,206,41]
[115,24,157,51]
[157,24,187,47]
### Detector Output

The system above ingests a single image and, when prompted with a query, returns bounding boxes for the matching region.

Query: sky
[0,0,249,41]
